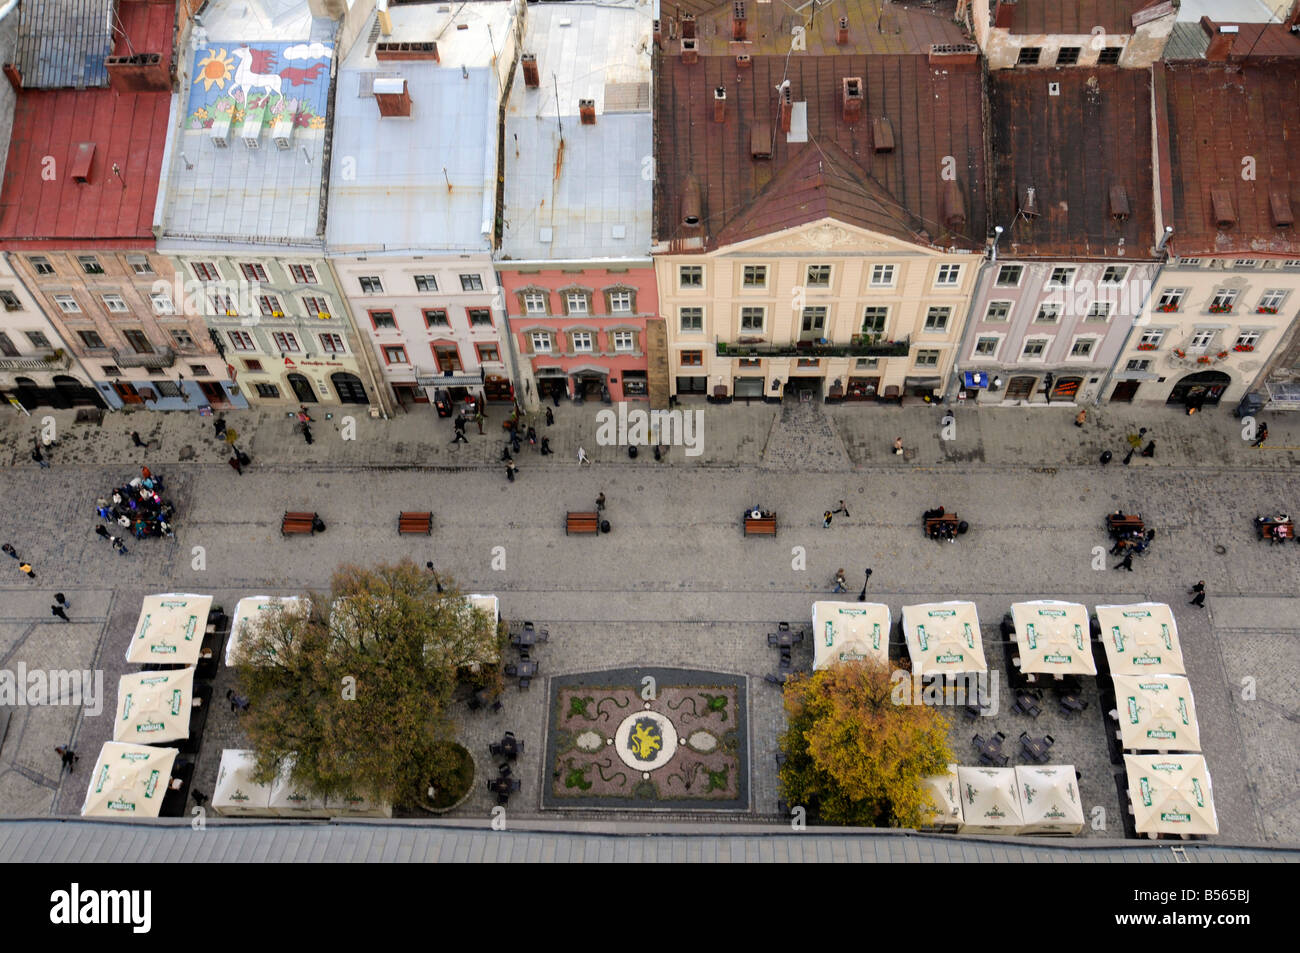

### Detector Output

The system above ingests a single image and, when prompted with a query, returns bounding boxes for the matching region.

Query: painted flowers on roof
[185,42,333,134]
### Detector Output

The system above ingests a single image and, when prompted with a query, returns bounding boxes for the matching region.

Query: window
[243,359,264,372]
[414,275,438,292]
[1236,331,1262,348]
[424,308,449,328]
[1285,260,1300,269]
[1093,46,1123,65]
[679,265,703,288]
[100,365,122,377]
[78,255,104,275]
[608,290,633,313]
[870,264,896,287]
[258,295,284,317]
[1017,47,1041,65]
[123,330,153,354]
[974,336,999,357]
[680,350,703,366]
[170,329,195,349]
[1047,267,1075,288]
[129,256,154,276]
[680,307,703,332]
[1056,47,1081,66]
[369,310,397,330]
[303,296,330,318]
[1209,289,1238,312]
[985,301,1011,322]
[739,358,762,368]
[210,293,235,315]
[996,264,1023,286]
[227,330,255,351]
[359,275,384,294]
[191,261,220,281]
[861,307,888,336]
[565,291,589,315]
[613,331,635,352]
[1138,329,1165,348]
[78,330,106,349]
[188,364,209,376]
[25,331,50,349]
[289,264,317,284]
[54,294,81,313]
[255,383,281,399]
[805,265,831,288]
[1086,301,1112,321]
[1257,290,1286,312]
[743,265,767,288]
[924,306,951,332]
[476,343,500,363]
[523,292,547,315]
[150,291,174,315]
[530,331,552,353]
[1022,339,1046,358]
[29,256,55,276]
[155,380,183,399]
[0,290,20,310]
[433,345,462,371]
[797,358,820,368]
[382,345,408,364]
[1156,289,1185,312]
[740,306,765,332]
[935,264,961,286]
[467,308,493,327]
[1125,359,1151,372]
[240,262,268,282]
[272,332,301,353]
[319,333,345,353]
[801,306,828,336]
[1178,258,1202,267]
[459,274,484,292]
[855,358,878,369]
[1234,259,1260,269]
[1070,338,1095,358]
[1101,266,1128,284]
[1189,329,1216,350]
[572,331,594,352]
[914,349,940,367]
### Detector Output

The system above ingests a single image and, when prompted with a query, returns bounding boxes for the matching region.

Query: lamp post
[857,568,872,602]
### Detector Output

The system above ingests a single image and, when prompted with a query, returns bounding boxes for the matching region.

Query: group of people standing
[95,467,175,548]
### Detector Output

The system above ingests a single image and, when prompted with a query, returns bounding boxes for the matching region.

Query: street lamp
[857,568,873,602]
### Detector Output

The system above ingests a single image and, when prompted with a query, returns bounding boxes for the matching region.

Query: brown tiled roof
[990,69,1156,259]
[659,0,969,55]
[1003,0,1160,36]
[1159,61,1300,257]
[653,52,987,251]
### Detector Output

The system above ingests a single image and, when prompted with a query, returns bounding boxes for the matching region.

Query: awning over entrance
[963,371,990,388]
[417,374,481,388]
[904,377,942,389]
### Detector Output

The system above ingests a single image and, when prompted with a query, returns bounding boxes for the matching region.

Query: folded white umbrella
[1015,764,1085,834]
[125,593,212,665]
[1125,753,1219,837]
[212,749,274,817]
[811,601,890,670]
[81,742,178,818]
[113,667,196,744]
[1096,603,1185,676]
[956,766,1024,834]
[1112,674,1201,752]
[1010,601,1096,676]
[903,602,987,677]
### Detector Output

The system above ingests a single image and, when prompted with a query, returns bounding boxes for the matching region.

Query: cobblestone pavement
[0,399,1296,843]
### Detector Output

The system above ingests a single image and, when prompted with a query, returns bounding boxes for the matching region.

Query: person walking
[475,408,485,435]
[540,436,553,456]
[823,511,833,528]
[1074,409,1086,428]
[1122,448,1135,466]
[297,407,313,424]
[577,447,592,466]
[2,543,17,560]
[95,525,111,541]
[228,455,243,476]
[226,689,249,713]
[19,562,34,580]
[54,592,70,610]
[131,431,148,448]
[1189,581,1207,607]
[1252,423,1269,448]
[1141,440,1155,458]
[832,499,850,518]
[450,416,468,445]
[302,423,314,445]
[51,603,69,622]
[214,416,228,439]
[1115,552,1134,571]
[832,568,847,593]
[54,745,78,773]
[527,425,537,449]
[505,460,517,482]
[32,446,49,469]
[596,493,606,512]
[111,536,129,556]
[892,436,904,455]
[425,562,445,594]
[545,406,554,427]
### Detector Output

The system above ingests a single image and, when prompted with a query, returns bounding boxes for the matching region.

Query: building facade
[968,0,1178,70]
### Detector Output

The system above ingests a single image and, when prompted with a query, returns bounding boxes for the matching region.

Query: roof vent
[375,41,438,62]
[872,116,894,153]
[522,53,538,88]
[1270,191,1294,227]
[1021,186,1039,219]
[778,83,792,132]
[837,16,849,45]
[736,53,751,69]
[1109,185,1131,223]
[272,118,294,150]
[1211,188,1236,228]
[242,109,264,148]
[70,142,95,183]
[374,77,413,118]
[579,99,596,125]
[750,122,772,160]
[209,116,230,148]
[942,179,966,231]
[732,2,747,41]
[1048,82,1060,96]
[713,86,727,123]
[682,37,698,64]
[681,174,702,228]
[842,77,863,124]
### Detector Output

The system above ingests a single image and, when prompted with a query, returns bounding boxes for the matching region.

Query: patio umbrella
[811,601,891,670]
[1015,764,1085,834]
[268,757,330,817]
[956,766,1024,834]
[466,594,501,668]
[1124,754,1219,837]
[212,748,274,817]
[1010,601,1097,677]
[225,595,307,667]
[81,742,178,818]
[918,763,962,830]
[902,602,987,677]
[112,666,196,745]
[1111,674,1201,752]
[124,593,213,665]
[326,790,393,818]
[1095,603,1185,676]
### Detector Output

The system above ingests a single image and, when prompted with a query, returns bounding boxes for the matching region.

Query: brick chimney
[713,86,727,123]
[837,16,849,45]
[842,77,863,123]
[579,99,596,125]
[736,54,752,69]
[681,14,696,38]
[779,84,792,133]
[105,52,171,94]
[653,19,662,48]
[522,53,539,88]
[682,37,698,64]
[374,78,412,118]
[732,2,747,41]
[1202,18,1238,61]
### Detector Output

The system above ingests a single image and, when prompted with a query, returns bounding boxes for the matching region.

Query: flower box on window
[1216,350,1229,359]
[1208,305,1233,314]
[1172,349,1186,358]
[1197,356,1212,364]
[1257,306,1279,314]
[1156,304,1178,313]
[1233,344,1255,352]
[1136,343,1157,351]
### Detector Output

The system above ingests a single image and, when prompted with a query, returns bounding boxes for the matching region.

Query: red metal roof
[0,0,175,248]
[653,52,988,251]
[1003,0,1159,36]
[990,69,1156,259]
[1160,60,1300,257]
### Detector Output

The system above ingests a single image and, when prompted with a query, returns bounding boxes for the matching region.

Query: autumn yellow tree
[779,660,953,827]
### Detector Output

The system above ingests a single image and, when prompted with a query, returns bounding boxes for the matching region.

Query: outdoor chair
[518,677,531,691]
[767,633,779,646]
[509,779,521,792]
[504,663,519,677]
[489,743,503,757]
[778,621,790,632]
[1044,734,1055,746]
[498,764,511,777]
[764,674,784,685]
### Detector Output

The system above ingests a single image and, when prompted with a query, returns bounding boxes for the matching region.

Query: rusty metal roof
[989,69,1156,260]
[1159,60,1300,257]
[1166,20,1300,59]
[653,52,987,251]
[1002,0,1164,36]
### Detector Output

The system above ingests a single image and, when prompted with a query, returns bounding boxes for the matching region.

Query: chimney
[779,84,792,133]
[993,0,1015,29]
[1203,18,1237,61]
[713,86,727,123]
[653,19,662,49]
[579,99,596,125]
[682,175,702,228]
[732,2,747,41]
[682,37,698,64]
[3,64,22,91]
[376,42,439,62]
[681,14,696,39]
[105,53,171,94]
[842,77,863,123]
[837,16,849,45]
[522,53,539,88]
[1021,186,1040,219]
[374,78,412,118]
[736,54,752,69]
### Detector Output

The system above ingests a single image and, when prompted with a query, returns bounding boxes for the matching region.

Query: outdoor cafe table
[507,661,538,678]
[1021,735,1053,763]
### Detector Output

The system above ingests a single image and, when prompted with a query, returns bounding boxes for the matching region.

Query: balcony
[0,349,72,371]
[715,335,910,359]
[112,346,175,369]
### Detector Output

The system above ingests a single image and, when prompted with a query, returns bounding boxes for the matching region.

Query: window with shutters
[228,330,255,351]
[272,332,300,353]
[289,264,318,284]
[241,262,268,282]
[319,333,346,353]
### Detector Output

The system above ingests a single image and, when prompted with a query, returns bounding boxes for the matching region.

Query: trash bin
[600,520,611,533]
[627,445,638,459]
[312,516,326,533]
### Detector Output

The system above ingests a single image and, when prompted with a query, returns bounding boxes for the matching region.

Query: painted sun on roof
[185,42,334,134]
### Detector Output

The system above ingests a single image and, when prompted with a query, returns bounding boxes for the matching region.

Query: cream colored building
[968,0,1177,70]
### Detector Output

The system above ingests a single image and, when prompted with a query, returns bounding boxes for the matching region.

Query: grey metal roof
[1164,22,1212,59]
[15,0,115,89]
[1,819,1297,862]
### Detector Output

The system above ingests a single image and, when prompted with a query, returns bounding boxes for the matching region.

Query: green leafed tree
[779,660,953,828]
[233,559,503,808]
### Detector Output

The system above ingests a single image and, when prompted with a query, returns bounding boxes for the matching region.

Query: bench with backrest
[282,512,319,535]
[1107,513,1144,538]
[398,511,432,535]
[566,511,600,535]
[924,514,961,537]
[744,513,777,536]
[1256,518,1294,541]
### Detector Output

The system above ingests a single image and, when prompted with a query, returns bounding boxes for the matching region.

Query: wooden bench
[398,511,432,535]
[566,511,600,535]
[1257,518,1294,541]
[925,515,962,537]
[282,512,319,535]
[744,514,777,536]
[1107,514,1144,538]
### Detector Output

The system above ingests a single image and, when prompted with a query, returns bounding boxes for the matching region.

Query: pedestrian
[1122,448,1134,466]
[833,568,847,593]
[1115,552,1134,571]
[297,406,313,423]
[302,423,314,445]
[54,745,78,773]
[540,436,553,456]
[1252,423,1269,448]
[111,536,128,556]
[823,510,833,528]
[226,689,249,713]
[51,604,69,622]
[1099,450,1113,465]
[225,427,239,447]
[527,426,537,448]
[214,416,227,439]
[95,525,111,541]
[545,407,554,427]
[1188,581,1206,607]
[1074,409,1086,428]
[1141,440,1155,458]
[892,436,904,455]
[475,409,485,435]
[228,455,243,476]
[19,562,34,580]
[577,447,591,466]
[425,561,445,594]
[2,543,17,560]
[510,431,521,454]
[596,492,606,512]
[32,446,48,469]
[191,790,209,807]
[131,431,148,448]
[832,499,850,518]
[141,465,151,481]
[552,389,561,408]
[506,460,517,482]
[54,592,69,609]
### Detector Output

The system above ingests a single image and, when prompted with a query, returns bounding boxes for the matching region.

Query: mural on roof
[186,42,333,134]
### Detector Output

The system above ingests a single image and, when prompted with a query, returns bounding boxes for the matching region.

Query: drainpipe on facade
[946,226,1001,403]
[1094,226,1173,408]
